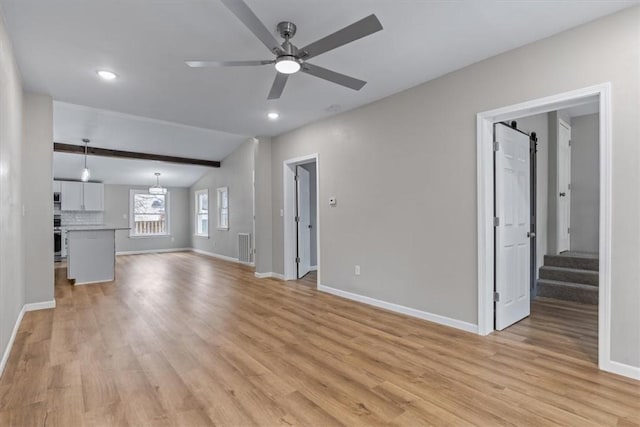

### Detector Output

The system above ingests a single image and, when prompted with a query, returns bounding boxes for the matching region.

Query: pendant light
[80,138,91,182]
[149,172,167,195]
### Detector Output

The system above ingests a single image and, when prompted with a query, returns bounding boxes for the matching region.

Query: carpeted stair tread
[544,254,598,271]
[539,265,599,286]
[537,279,598,304]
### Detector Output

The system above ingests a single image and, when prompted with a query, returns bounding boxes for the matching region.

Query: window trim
[194,188,209,237]
[216,186,229,231]
[129,189,171,238]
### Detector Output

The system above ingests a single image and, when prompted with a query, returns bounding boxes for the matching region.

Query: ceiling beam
[53,142,221,168]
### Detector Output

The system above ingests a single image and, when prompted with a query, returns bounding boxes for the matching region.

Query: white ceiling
[3,0,637,138]
[54,152,210,187]
[54,101,248,160]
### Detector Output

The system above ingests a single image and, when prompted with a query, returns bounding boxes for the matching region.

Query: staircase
[537,252,599,304]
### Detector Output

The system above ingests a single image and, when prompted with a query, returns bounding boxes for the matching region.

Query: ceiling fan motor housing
[277,21,297,40]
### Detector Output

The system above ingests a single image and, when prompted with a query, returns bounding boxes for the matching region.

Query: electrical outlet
[355,265,361,276]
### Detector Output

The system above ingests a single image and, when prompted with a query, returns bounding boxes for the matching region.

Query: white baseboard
[255,272,285,280]
[0,307,25,378]
[191,248,255,267]
[24,300,56,311]
[116,248,190,256]
[318,284,478,334]
[0,299,56,378]
[602,360,640,380]
[309,265,318,271]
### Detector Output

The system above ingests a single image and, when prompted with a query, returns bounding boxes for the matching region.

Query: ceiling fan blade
[301,63,366,91]
[220,0,282,54]
[186,60,274,68]
[299,14,382,60]
[267,73,289,100]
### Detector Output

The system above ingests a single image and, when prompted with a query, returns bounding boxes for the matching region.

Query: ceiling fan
[186,0,383,100]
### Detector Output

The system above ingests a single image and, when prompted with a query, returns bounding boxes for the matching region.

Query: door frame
[476,83,612,372]
[283,153,320,283]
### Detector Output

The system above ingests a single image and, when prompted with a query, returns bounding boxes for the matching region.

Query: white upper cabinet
[83,182,104,211]
[60,181,83,211]
[59,181,104,211]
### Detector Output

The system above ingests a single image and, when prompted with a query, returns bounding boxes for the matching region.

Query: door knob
[559,192,566,197]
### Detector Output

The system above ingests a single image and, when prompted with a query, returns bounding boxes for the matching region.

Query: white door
[296,166,311,279]
[495,124,531,330]
[557,119,571,253]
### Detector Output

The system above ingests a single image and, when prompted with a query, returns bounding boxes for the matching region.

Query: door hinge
[295,257,300,263]
[568,140,572,146]
[493,217,500,227]
[493,141,500,152]
[294,175,299,181]
[568,227,571,234]
[295,216,300,222]
[568,183,571,190]
[493,292,500,302]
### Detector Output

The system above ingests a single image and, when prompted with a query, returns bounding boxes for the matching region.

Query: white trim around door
[476,83,616,375]
[283,153,320,284]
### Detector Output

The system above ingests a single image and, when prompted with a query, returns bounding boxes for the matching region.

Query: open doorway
[492,104,600,362]
[283,154,319,286]
[477,84,614,374]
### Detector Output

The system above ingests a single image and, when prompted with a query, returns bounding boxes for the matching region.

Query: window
[195,189,209,236]
[129,189,170,237]
[217,186,229,230]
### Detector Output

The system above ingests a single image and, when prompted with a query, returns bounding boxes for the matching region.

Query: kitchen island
[65,225,129,285]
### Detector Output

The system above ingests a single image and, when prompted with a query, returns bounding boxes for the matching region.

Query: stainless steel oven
[54,228,62,258]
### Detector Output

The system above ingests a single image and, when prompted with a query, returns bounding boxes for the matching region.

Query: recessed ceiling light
[267,112,280,120]
[97,70,117,81]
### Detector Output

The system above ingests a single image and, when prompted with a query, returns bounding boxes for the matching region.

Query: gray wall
[513,114,549,279]
[0,15,25,372]
[22,92,54,304]
[254,138,273,273]
[103,185,191,253]
[300,161,317,267]
[259,7,640,367]
[190,139,254,260]
[570,113,600,253]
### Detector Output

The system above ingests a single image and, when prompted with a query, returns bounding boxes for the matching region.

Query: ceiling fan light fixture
[275,56,301,74]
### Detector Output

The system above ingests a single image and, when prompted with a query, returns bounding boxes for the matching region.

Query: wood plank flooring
[0,252,638,426]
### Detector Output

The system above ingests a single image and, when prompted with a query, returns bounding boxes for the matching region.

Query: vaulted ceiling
[3,0,636,140]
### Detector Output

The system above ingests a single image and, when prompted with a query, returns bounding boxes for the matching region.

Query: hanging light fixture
[80,138,91,182]
[149,172,167,195]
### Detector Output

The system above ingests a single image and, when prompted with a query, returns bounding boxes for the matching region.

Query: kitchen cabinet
[60,181,104,211]
[83,182,104,211]
[61,181,83,211]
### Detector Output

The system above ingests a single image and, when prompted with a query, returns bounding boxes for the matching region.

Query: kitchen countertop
[64,225,130,231]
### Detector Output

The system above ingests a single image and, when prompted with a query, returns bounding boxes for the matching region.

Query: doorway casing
[283,153,320,283]
[476,83,612,372]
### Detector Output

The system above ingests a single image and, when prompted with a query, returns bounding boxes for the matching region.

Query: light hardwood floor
[0,252,638,426]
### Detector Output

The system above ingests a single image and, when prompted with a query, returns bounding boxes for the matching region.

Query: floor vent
[238,233,251,264]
